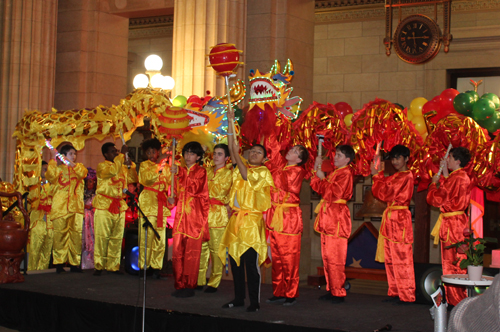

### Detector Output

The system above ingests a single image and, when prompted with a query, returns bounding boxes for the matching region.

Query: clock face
[394,15,441,64]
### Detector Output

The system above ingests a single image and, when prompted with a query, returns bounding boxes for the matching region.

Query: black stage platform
[0,270,434,332]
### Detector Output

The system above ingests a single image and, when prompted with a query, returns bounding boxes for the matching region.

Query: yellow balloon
[410,97,428,117]
[407,110,413,121]
[411,115,427,134]
[344,113,353,127]
[421,131,428,141]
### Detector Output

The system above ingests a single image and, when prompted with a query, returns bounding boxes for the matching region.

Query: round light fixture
[144,54,163,71]
[133,74,149,89]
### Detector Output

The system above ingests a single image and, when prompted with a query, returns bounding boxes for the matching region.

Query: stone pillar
[0,0,58,182]
[55,1,129,169]
[246,0,315,108]
[172,0,247,98]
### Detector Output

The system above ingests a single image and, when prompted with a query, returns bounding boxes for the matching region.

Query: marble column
[0,0,58,182]
[172,0,247,98]
[55,1,129,169]
[246,0,315,108]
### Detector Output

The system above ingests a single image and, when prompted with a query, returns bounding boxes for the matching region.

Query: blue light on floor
[131,246,139,271]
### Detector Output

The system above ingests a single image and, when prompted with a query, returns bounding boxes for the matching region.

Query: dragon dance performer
[312,145,355,304]
[46,145,88,273]
[264,132,308,306]
[138,138,171,278]
[371,145,415,303]
[169,141,210,298]
[219,108,275,313]
[92,143,137,275]
[197,143,233,293]
[28,161,53,270]
[427,147,471,306]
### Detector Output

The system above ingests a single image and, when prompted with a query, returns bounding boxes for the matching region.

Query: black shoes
[283,298,296,306]
[222,299,244,309]
[246,303,260,312]
[56,265,66,274]
[171,288,195,298]
[195,286,204,291]
[266,296,285,303]
[204,286,217,293]
[93,269,102,276]
[319,292,333,301]
[70,265,82,273]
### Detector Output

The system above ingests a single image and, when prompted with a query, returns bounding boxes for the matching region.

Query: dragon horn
[270,59,281,75]
[283,59,294,83]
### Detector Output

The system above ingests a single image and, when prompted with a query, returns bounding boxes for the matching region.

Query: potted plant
[446,228,498,281]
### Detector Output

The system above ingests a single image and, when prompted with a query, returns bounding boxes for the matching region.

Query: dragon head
[248,59,302,119]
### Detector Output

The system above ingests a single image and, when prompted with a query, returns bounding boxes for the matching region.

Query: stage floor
[0,269,434,332]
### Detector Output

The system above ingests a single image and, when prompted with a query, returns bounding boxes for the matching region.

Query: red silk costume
[427,168,470,306]
[265,135,306,299]
[311,166,353,297]
[172,163,210,290]
[372,170,415,302]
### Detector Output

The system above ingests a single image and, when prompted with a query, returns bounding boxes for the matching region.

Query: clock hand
[413,32,416,47]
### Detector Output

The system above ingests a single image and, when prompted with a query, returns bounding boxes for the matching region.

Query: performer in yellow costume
[46,145,88,273]
[92,143,137,275]
[28,161,54,270]
[138,138,171,277]
[219,108,274,313]
[197,143,232,293]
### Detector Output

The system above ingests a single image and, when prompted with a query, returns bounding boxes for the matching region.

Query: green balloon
[481,110,500,133]
[472,98,496,122]
[481,93,500,109]
[465,90,479,102]
[453,93,475,115]
[172,95,187,108]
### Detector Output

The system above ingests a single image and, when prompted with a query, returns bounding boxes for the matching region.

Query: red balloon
[334,102,353,119]
[439,88,460,113]
[208,43,241,77]
[431,95,440,103]
[422,100,442,124]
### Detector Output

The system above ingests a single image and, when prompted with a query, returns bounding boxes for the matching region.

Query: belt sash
[430,211,465,245]
[375,205,408,263]
[99,194,122,214]
[144,186,167,227]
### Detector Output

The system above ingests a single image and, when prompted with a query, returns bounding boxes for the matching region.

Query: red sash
[99,194,122,214]
[144,186,167,227]
[209,198,224,206]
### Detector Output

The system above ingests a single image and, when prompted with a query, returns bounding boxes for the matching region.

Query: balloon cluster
[454,90,500,133]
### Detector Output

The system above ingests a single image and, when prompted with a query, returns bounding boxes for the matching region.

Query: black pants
[230,248,261,305]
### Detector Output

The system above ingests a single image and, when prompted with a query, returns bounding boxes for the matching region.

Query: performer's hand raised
[168,197,175,205]
[432,174,440,183]
[314,156,323,171]
[121,144,128,154]
[171,164,178,174]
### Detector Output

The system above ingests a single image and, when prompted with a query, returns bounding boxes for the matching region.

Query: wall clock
[393,15,441,64]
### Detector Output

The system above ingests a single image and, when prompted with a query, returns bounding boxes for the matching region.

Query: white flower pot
[467,265,483,281]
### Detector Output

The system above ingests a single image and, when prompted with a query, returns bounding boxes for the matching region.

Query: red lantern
[208,43,243,77]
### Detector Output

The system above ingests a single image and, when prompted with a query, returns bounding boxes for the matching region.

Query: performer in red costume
[169,141,209,298]
[427,147,471,306]
[311,145,354,304]
[371,145,415,303]
[264,132,308,306]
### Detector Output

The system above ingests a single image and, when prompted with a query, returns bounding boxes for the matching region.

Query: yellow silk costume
[46,160,88,266]
[93,154,138,271]
[218,162,274,267]
[198,164,233,288]
[28,182,53,270]
[138,160,171,270]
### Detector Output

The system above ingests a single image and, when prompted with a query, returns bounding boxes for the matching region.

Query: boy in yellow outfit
[138,138,171,277]
[46,145,88,273]
[28,161,53,270]
[93,142,138,275]
[197,143,232,293]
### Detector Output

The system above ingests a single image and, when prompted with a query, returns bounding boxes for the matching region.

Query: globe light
[144,55,163,71]
[162,76,175,90]
[133,74,149,89]
[150,74,165,89]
